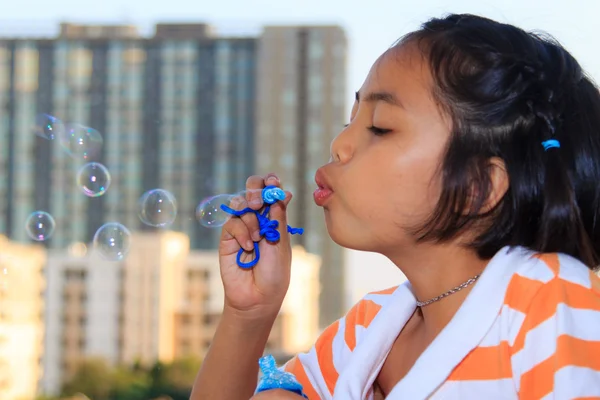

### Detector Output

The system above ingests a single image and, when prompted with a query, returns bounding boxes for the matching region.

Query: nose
[330,126,354,164]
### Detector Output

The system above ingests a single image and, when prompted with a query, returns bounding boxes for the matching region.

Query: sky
[3,0,600,306]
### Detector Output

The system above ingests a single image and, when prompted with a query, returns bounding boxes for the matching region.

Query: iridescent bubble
[60,123,103,161]
[196,194,235,228]
[77,162,111,197]
[233,189,266,205]
[34,113,64,140]
[25,211,56,241]
[138,189,177,227]
[93,223,131,261]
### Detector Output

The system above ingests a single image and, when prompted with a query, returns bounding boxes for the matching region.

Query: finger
[269,191,292,245]
[221,217,254,252]
[231,192,261,242]
[246,175,267,210]
[263,173,280,190]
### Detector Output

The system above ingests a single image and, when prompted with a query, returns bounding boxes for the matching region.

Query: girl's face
[314,43,452,255]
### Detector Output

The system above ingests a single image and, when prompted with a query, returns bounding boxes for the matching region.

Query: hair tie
[542,139,560,151]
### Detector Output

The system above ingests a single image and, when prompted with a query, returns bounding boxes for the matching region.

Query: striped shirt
[282,246,600,399]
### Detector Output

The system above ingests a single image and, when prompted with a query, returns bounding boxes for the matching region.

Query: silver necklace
[415,274,480,307]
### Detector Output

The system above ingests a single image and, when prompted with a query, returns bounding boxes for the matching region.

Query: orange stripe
[511,277,600,354]
[504,274,544,314]
[519,336,600,399]
[315,320,340,395]
[535,253,560,275]
[447,342,512,381]
[284,357,320,400]
[370,286,398,295]
[344,300,382,351]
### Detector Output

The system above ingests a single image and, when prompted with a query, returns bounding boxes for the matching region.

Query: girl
[192,13,600,399]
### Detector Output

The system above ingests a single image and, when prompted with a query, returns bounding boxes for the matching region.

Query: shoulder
[504,252,600,397]
[314,285,399,355]
[504,251,600,317]
[282,286,400,398]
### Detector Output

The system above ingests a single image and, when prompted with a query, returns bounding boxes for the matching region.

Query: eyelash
[343,124,392,136]
[368,126,392,136]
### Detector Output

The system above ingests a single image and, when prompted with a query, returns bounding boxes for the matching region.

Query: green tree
[61,358,112,400]
[146,357,202,400]
[111,366,150,400]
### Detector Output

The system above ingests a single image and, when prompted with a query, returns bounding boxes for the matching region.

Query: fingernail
[250,198,262,207]
[246,241,254,251]
[267,176,279,185]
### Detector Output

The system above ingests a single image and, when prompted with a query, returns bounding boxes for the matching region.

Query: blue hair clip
[542,139,560,151]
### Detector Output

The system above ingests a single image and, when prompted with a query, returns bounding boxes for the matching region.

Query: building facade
[0,23,256,251]
[0,235,46,400]
[40,231,321,396]
[0,22,348,336]
[256,26,347,326]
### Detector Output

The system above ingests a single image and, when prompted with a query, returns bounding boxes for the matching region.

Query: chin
[324,210,379,252]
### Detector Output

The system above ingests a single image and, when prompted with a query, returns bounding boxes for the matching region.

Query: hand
[250,389,307,400]
[219,173,293,320]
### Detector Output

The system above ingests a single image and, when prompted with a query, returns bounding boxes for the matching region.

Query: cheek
[388,155,444,222]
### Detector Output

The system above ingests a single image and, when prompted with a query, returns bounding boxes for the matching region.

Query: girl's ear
[461,157,509,216]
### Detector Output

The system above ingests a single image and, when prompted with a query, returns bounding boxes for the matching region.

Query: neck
[385,242,489,332]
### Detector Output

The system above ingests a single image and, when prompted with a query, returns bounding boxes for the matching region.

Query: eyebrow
[355,90,404,108]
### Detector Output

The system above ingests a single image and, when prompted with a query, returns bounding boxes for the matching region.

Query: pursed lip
[313,168,334,206]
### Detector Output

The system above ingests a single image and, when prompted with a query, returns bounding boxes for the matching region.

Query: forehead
[359,43,434,110]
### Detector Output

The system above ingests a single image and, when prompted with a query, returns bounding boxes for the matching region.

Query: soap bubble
[60,123,103,161]
[196,194,234,228]
[138,189,177,227]
[77,162,111,197]
[34,114,64,140]
[25,211,56,241]
[93,223,131,261]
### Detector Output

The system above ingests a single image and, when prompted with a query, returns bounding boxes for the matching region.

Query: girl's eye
[367,125,392,136]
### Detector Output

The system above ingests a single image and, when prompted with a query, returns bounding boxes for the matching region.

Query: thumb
[268,191,293,242]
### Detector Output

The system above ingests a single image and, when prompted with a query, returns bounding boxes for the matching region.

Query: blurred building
[0,23,256,250]
[256,26,347,326]
[181,245,321,360]
[40,231,321,396]
[0,235,46,400]
[0,23,347,326]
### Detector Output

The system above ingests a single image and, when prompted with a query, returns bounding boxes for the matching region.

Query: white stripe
[362,291,399,307]
[514,255,555,283]
[555,304,600,341]
[504,305,527,347]
[355,324,367,348]
[557,253,592,289]
[511,303,600,389]
[477,313,503,347]
[478,305,526,348]
[297,347,333,400]
[511,316,556,383]
[433,378,517,399]
[552,366,600,398]
[331,317,351,376]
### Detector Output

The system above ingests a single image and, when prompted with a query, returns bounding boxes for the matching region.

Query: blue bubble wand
[219,185,304,269]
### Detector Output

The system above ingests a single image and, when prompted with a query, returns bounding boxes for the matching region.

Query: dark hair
[402,14,600,270]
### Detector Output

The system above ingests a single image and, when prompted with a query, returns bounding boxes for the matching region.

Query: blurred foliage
[39,356,202,400]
